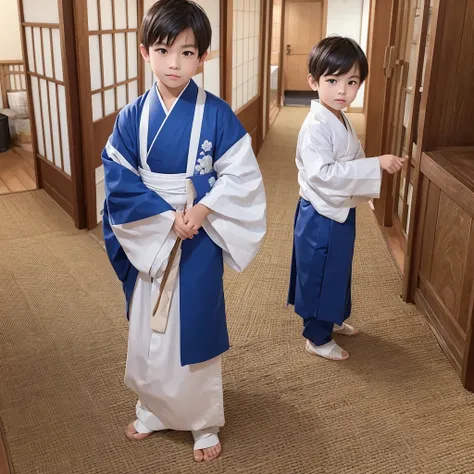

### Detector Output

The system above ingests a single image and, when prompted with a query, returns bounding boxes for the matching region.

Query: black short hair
[141,0,212,58]
[308,36,368,83]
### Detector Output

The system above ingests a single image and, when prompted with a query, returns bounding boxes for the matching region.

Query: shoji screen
[75,0,143,228]
[87,0,141,122]
[23,2,70,174]
[225,0,264,153]
[194,0,221,97]
[18,0,85,227]
[0,62,27,109]
[232,0,261,111]
[143,0,222,98]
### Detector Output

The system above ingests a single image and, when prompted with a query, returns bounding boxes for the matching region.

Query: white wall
[144,0,155,12]
[326,0,371,108]
[326,0,363,42]
[360,0,371,53]
[0,0,23,61]
[23,0,59,23]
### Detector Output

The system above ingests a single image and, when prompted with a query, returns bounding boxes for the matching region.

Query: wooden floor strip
[0,178,9,195]
[0,418,13,474]
[0,147,36,195]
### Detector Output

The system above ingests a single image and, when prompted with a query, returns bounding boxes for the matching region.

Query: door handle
[383,45,396,78]
[286,44,291,55]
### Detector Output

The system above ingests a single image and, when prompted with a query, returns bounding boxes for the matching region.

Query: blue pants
[304,320,335,346]
[288,199,355,346]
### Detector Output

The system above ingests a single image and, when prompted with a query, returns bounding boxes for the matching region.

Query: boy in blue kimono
[102,0,266,462]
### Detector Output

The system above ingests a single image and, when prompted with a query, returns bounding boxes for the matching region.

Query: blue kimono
[102,80,266,366]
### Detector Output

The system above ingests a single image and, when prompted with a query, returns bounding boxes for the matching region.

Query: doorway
[267,0,284,127]
[283,0,325,106]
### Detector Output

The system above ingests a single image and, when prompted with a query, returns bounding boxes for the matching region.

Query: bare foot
[193,442,222,462]
[124,422,153,441]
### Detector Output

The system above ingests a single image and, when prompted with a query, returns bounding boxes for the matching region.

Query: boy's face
[308,66,361,115]
[140,29,207,91]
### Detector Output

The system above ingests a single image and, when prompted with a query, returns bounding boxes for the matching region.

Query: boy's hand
[378,154,407,174]
[183,204,211,232]
[173,211,198,240]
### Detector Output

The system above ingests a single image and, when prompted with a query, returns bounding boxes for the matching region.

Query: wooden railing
[0,60,26,108]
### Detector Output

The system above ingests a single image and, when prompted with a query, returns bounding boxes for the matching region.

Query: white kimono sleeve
[103,109,177,279]
[199,134,266,272]
[301,126,381,205]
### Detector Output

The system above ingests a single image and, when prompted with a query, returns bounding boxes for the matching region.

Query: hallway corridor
[0,108,473,473]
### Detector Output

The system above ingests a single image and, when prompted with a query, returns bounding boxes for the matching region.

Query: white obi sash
[139,168,187,209]
[138,84,206,333]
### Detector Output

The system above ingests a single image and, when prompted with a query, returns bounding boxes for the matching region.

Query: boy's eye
[327,79,337,84]
[349,80,359,86]
[156,48,167,55]
[183,51,195,57]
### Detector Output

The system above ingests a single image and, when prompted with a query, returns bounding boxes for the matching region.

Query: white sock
[308,339,337,357]
[192,428,220,450]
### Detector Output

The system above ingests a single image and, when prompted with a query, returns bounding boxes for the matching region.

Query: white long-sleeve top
[296,100,382,223]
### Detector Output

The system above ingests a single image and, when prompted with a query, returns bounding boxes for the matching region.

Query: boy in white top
[288,37,406,361]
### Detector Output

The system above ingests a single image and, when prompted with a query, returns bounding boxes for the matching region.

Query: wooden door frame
[220,0,227,99]
[257,0,272,152]
[223,0,232,103]
[281,0,327,95]
[73,0,97,231]
[368,0,398,227]
[16,0,86,228]
[59,0,87,229]
[364,0,394,154]
[386,1,412,239]
[278,0,287,106]
[265,0,286,133]
[16,0,40,190]
[138,2,145,94]
[393,0,431,240]
[403,0,445,302]
[377,0,403,228]
[265,0,274,134]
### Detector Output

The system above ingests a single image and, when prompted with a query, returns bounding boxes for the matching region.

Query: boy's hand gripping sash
[151,179,196,333]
